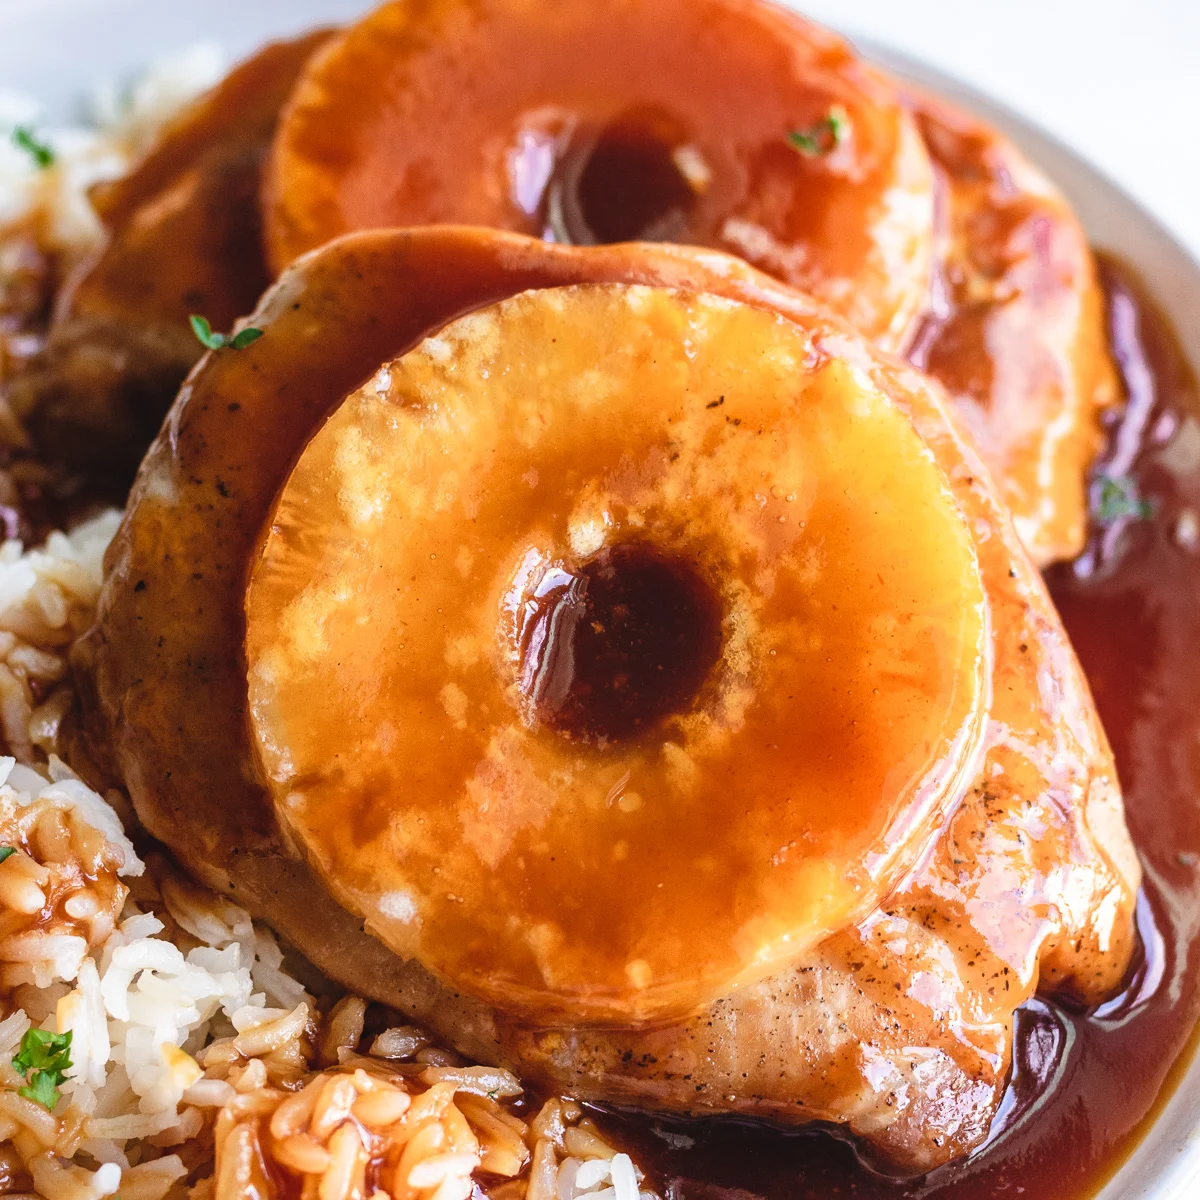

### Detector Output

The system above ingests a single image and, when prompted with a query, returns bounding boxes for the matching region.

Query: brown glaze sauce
[517,542,724,744]
[585,254,1200,1199]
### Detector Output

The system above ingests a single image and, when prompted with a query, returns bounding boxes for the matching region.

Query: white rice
[0,41,225,256]
[0,518,262,1194]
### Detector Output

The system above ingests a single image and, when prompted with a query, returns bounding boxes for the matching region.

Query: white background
[0,0,1197,258]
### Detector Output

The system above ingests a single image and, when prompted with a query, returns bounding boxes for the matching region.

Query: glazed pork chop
[4,32,327,475]
[72,229,1139,1174]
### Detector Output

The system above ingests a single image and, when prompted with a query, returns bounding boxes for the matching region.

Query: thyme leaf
[1094,474,1153,523]
[190,315,263,352]
[229,326,264,350]
[12,126,54,169]
[788,106,848,157]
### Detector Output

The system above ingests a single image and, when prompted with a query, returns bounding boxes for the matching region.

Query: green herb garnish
[1094,474,1153,523]
[20,1067,62,1110]
[12,127,55,170]
[788,107,848,157]
[189,315,263,352]
[0,847,15,865]
[12,1027,72,1111]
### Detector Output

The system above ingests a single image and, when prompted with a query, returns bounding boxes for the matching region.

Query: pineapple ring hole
[534,109,699,246]
[513,540,724,744]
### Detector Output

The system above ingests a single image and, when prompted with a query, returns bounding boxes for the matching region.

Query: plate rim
[3,10,1199,1199]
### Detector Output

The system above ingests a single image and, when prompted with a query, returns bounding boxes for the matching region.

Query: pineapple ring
[262,0,934,350]
[244,283,989,1024]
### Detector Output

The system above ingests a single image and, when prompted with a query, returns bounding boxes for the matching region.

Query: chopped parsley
[12,1027,72,1111]
[20,1067,62,1110]
[189,315,263,352]
[11,126,55,169]
[0,846,14,864]
[1094,473,1153,523]
[788,107,849,157]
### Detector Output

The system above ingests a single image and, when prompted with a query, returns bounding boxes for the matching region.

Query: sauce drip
[586,255,1200,1199]
[517,542,723,742]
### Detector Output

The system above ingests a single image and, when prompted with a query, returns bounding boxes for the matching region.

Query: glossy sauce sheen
[588,257,1200,1198]
[518,542,724,744]
[541,111,698,245]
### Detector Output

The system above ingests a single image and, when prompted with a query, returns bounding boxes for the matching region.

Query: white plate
[2,3,1198,1197]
